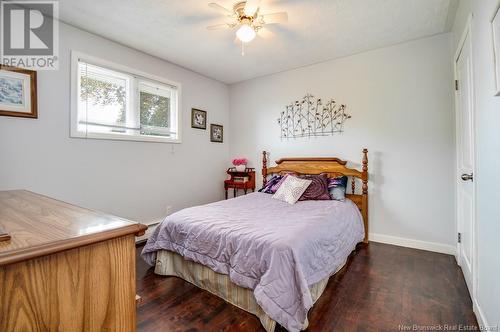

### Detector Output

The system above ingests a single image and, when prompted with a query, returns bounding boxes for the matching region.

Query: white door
[455,27,475,296]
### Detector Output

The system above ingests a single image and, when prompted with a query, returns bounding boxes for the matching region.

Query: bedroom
[0,0,499,331]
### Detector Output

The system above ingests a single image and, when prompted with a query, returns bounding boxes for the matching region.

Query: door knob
[461,173,473,181]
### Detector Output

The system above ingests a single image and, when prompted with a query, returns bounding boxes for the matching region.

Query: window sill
[70,131,182,144]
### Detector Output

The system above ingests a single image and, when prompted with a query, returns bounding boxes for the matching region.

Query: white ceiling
[58,0,457,84]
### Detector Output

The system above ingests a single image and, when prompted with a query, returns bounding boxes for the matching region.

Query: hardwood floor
[136,242,478,331]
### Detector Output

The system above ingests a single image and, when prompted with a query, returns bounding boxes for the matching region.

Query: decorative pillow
[273,176,312,205]
[259,174,284,194]
[259,173,296,194]
[298,173,331,201]
[328,176,348,201]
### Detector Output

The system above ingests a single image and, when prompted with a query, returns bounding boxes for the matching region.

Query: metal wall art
[278,93,351,139]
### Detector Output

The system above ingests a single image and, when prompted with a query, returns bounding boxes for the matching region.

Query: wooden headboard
[262,149,369,243]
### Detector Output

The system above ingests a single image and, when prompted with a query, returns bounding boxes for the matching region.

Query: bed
[141,149,369,332]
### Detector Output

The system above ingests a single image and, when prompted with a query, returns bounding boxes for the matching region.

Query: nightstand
[224,168,256,199]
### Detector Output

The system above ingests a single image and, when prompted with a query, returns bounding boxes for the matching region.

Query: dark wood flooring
[136,242,478,331]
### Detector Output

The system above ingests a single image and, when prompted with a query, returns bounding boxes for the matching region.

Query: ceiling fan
[207,0,288,53]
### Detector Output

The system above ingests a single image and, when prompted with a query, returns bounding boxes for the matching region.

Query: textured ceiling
[58,0,456,84]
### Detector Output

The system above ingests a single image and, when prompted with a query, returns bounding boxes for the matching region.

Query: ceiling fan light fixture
[236,24,256,43]
[208,1,288,49]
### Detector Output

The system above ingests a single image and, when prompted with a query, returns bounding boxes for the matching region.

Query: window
[71,52,181,143]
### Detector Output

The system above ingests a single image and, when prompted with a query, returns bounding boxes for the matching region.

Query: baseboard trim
[369,233,456,255]
[473,297,490,329]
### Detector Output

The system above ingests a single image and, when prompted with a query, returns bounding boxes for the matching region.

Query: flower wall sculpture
[278,93,351,139]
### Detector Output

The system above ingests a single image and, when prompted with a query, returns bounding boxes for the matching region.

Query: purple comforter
[142,192,364,331]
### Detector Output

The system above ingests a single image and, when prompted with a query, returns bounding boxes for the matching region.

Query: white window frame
[137,79,178,137]
[70,50,182,143]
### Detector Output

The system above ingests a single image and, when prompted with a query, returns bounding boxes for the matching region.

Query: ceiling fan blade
[260,12,288,24]
[207,23,232,30]
[257,27,275,39]
[244,0,261,16]
[208,2,233,16]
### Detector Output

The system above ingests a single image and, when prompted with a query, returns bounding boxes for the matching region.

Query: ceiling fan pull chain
[241,41,245,56]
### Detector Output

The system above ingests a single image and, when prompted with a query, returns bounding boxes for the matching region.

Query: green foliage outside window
[80,77,170,130]
[80,76,126,123]
[140,91,170,128]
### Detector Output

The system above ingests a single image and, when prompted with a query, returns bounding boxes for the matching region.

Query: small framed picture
[191,108,207,129]
[0,66,37,118]
[492,5,500,96]
[210,124,223,143]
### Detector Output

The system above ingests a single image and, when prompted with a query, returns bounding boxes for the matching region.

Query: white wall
[452,0,500,327]
[0,22,230,223]
[229,34,456,253]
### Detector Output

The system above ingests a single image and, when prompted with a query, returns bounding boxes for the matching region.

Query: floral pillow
[273,176,312,205]
[328,176,348,201]
[298,173,331,201]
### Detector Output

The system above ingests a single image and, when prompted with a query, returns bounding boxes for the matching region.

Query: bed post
[262,151,268,186]
[362,148,369,243]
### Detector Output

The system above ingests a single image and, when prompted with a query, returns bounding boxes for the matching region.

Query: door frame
[453,13,477,301]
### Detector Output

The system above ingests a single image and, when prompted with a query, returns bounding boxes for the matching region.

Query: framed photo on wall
[210,124,223,143]
[492,5,500,96]
[191,108,207,129]
[0,66,38,118]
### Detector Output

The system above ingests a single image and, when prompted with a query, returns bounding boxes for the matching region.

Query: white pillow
[272,176,312,205]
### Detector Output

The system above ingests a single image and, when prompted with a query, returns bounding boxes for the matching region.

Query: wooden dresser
[0,190,147,332]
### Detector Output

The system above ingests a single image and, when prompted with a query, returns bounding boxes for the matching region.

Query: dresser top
[0,190,147,266]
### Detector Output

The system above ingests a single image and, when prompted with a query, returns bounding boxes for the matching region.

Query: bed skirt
[154,249,349,332]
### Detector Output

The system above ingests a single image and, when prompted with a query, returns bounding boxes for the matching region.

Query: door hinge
[455,80,459,91]
[458,232,462,243]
